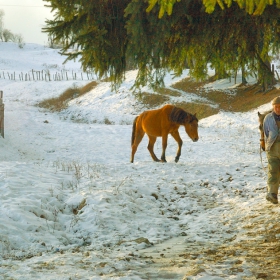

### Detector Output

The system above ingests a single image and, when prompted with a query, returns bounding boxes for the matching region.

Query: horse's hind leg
[147,135,160,162]
[171,131,183,163]
[160,133,168,162]
[131,130,145,163]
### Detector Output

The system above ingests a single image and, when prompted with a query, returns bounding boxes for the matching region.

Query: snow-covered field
[0,42,280,280]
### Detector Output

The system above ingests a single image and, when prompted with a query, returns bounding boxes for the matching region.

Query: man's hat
[272,96,280,105]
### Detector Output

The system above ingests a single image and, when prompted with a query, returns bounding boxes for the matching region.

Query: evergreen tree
[43,0,280,90]
[149,0,280,17]
[44,0,130,87]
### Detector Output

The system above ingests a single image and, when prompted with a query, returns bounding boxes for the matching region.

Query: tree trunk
[241,65,247,84]
[257,55,274,92]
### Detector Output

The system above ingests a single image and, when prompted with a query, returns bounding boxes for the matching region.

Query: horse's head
[258,111,266,151]
[184,113,199,142]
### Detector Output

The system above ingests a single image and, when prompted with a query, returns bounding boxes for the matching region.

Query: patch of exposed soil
[134,201,280,280]
[172,77,280,114]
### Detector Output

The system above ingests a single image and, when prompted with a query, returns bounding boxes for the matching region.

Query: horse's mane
[263,110,272,116]
[258,110,272,123]
[169,106,197,124]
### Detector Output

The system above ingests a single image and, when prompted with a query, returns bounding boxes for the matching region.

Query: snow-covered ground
[0,42,279,280]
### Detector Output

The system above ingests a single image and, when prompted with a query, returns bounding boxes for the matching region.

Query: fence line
[0,70,95,82]
[0,91,4,138]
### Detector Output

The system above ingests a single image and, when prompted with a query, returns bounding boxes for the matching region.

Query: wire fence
[0,91,4,138]
[0,69,96,82]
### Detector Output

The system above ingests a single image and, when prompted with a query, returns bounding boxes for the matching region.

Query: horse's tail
[131,116,139,146]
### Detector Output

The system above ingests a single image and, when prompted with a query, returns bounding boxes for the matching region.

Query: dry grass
[37,81,98,111]
[173,102,219,120]
[136,92,169,109]
[156,87,181,97]
[172,77,280,113]
[38,75,280,120]
[138,77,280,120]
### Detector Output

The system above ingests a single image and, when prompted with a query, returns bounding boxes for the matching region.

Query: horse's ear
[190,113,198,123]
[258,112,261,117]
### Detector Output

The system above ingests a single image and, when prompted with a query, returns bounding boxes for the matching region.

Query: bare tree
[13,34,25,48]
[0,10,5,41]
[2,29,13,42]
[47,34,64,49]
[0,9,25,47]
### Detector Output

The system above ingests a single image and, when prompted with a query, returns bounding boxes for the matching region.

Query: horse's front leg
[171,131,183,163]
[160,134,168,162]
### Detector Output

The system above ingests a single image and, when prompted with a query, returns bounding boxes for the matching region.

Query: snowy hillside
[0,42,279,280]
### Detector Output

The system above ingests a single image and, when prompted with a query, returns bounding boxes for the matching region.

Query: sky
[1,41,280,279]
[0,0,53,45]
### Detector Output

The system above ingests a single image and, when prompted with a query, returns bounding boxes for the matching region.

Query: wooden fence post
[0,91,4,138]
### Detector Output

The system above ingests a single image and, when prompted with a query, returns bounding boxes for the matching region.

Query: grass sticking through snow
[37,81,98,111]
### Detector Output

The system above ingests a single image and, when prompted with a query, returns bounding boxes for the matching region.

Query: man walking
[263,96,280,204]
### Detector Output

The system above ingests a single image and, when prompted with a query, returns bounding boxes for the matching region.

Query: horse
[130,104,199,163]
[258,110,271,151]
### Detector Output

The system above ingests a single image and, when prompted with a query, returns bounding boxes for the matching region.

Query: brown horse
[130,104,199,163]
[258,110,271,151]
